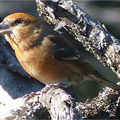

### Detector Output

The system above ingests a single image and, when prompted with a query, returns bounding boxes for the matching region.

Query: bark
[0,87,82,120]
[36,0,120,78]
[0,85,120,119]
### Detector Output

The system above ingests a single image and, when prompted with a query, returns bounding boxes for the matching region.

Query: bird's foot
[23,83,66,102]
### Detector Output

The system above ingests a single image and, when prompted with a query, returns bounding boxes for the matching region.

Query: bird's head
[0,13,44,50]
[0,13,40,34]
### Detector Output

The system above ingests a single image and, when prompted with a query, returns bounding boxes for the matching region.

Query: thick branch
[0,86,82,119]
[1,85,120,119]
[36,0,120,78]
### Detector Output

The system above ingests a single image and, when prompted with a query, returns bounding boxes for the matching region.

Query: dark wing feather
[47,35,80,60]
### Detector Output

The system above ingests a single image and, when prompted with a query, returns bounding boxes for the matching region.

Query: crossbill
[0,13,120,90]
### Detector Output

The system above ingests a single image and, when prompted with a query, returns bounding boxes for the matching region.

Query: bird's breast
[15,44,82,85]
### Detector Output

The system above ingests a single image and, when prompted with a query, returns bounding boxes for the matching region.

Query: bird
[0,12,120,91]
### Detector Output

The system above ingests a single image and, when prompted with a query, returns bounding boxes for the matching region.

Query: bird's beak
[0,22,11,34]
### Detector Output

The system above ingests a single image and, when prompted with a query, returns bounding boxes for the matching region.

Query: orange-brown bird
[0,13,120,90]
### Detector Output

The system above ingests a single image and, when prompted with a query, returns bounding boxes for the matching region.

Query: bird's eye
[12,19,24,25]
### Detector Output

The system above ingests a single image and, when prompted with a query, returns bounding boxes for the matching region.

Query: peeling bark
[36,0,120,78]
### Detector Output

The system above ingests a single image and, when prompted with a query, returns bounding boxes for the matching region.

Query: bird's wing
[47,34,80,60]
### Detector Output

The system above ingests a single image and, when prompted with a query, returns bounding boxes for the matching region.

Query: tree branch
[36,0,120,78]
[1,85,120,119]
[0,86,82,119]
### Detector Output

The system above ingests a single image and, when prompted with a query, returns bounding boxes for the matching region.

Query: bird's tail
[83,73,120,91]
[73,56,120,91]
